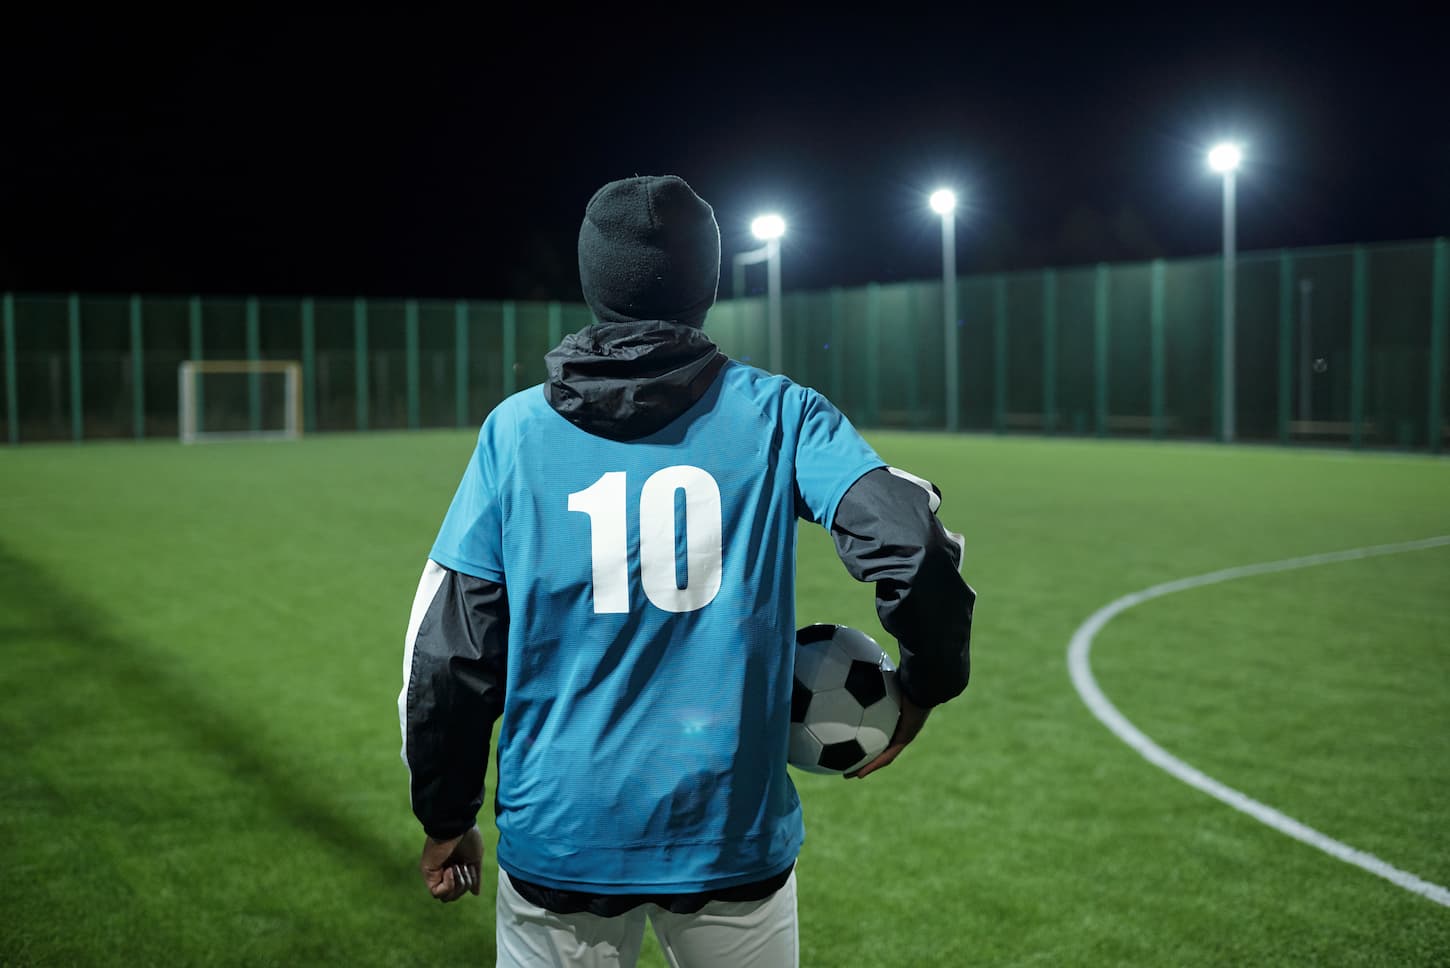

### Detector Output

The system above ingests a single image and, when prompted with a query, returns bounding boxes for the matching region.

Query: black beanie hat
[577,175,721,328]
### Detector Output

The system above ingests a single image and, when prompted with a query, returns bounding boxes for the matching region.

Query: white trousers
[495,868,799,968]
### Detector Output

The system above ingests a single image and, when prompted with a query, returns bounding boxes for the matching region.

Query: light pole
[930,189,959,432]
[732,214,786,371]
[1209,142,1242,442]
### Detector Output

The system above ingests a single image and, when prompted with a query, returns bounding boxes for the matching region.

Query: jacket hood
[544,320,727,441]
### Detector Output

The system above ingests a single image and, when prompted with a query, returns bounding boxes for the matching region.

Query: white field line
[1067,535,1450,908]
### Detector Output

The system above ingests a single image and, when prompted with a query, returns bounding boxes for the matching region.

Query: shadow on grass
[0,538,406,890]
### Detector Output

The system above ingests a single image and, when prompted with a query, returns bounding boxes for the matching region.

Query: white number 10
[567,466,723,614]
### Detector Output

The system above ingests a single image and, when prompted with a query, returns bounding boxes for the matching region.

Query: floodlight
[751,214,786,240]
[1208,143,1243,173]
[929,189,957,215]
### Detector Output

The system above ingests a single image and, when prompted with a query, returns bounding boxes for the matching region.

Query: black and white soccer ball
[788,624,902,774]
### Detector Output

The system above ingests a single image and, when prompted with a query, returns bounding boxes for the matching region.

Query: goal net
[178,360,302,444]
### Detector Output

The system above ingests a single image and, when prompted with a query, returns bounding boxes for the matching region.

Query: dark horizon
[3,9,1447,302]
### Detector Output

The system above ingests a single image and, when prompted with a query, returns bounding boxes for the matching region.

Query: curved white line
[1068,535,1450,908]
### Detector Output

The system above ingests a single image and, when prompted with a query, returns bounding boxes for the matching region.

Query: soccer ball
[788,624,901,774]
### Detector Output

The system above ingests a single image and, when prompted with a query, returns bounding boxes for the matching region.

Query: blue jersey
[429,360,884,893]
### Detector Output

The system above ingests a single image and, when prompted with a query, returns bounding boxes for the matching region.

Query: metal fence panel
[3,239,1445,449]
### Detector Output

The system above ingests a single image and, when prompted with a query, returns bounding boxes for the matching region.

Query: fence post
[188,295,205,434]
[1211,272,1222,441]
[246,296,261,433]
[354,297,369,432]
[944,267,960,434]
[1150,260,1165,439]
[1429,239,1447,454]
[993,275,1007,434]
[1094,264,1110,437]
[865,283,881,427]
[902,290,920,424]
[502,301,517,398]
[130,294,145,439]
[68,294,83,442]
[829,287,845,406]
[1351,247,1367,449]
[405,299,420,430]
[786,292,803,385]
[454,301,470,428]
[1277,252,1294,445]
[548,301,563,348]
[1043,269,1057,434]
[4,293,17,444]
[301,298,316,433]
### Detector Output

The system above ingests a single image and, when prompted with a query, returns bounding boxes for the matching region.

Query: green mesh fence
[3,239,1447,450]
[710,238,1450,452]
[0,295,595,443]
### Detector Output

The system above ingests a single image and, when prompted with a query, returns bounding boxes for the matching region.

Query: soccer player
[400,174,974,967]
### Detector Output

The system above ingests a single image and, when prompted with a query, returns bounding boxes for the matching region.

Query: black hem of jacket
[507,862,796,917]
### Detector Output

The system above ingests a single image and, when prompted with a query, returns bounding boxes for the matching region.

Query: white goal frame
[178,360,303,444]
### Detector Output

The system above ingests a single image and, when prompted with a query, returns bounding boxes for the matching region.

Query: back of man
[430,354,884,895]
[401,174,974,968]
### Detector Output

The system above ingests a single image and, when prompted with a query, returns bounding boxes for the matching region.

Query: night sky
[3,9,1446,301]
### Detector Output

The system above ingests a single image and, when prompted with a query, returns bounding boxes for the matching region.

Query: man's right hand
[419,825,484,903]
[846,694,930,779]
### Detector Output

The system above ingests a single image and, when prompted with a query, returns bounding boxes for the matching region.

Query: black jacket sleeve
[399,561,509,841]
[829,467,974,708]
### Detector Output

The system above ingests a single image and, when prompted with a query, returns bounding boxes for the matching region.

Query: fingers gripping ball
[788,624,901,774]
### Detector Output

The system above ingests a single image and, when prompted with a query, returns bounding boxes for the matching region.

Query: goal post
[178,360,303,444]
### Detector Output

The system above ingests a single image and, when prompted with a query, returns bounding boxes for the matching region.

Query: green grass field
[2,431,1447,966]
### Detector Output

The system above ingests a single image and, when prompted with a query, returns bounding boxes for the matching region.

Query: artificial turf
[1,430,1446,966]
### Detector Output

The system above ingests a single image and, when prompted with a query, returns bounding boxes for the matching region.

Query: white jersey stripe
[399,559,449,769]
[886,466,941,513]
[887,466,962,569]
